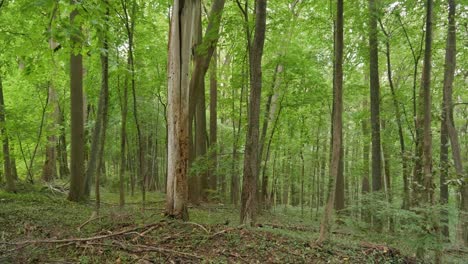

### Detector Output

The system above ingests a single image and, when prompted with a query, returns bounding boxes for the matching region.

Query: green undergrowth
[0,183,465,263]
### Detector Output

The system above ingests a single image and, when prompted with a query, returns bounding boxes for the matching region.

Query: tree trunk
[85,5,109,200]
[413,0,434,206]
[165,0,197,221]
[209,49,218,192]
[441,0,466,245]
[260,64,283,207]
[57,107,69,179]
[361,100,371,223]
[94,2,109,212]
[41,86,58,182]
[188,0,226,202]
[317,0,343,244]
[240,0,267,226]
[0,73,15,192]
[368,0,382,195]
[68,0,86,202]
[119,63,128,208]
[379,20,410,210]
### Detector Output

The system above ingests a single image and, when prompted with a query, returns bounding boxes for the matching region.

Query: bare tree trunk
[57,107,69,179]
[85,6,109,200]
[317,0,343,244]
[441,0,466,245]
[165,0,197,221]
[413,0,434,206]
[0,73,15,192]
[119,62,127,208]
[68,0,86,202]
[260,64,283,207]
[240,0,267,226]
[209,50,218,192]
[42,85,58,182]
[361,100,371,223]
[94,2,110,213]
[188,0,226,202]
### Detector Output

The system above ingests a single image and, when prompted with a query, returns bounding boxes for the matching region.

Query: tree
[0,71,15,192]
[440,0,467,245]
[68,0,86,202]
[317,0,343,244]
[368,0,382,196]
[413,0,434,205]
[88,0,110,212]
[165,0,197,220]
[240,0,267,225]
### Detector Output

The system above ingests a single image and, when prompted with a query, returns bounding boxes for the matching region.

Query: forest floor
[0,183,466,263]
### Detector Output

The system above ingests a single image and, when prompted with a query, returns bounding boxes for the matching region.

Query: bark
[317,0,343,244]
[260,64,283,206]
[41,88,58,182]
[68,0,86,202]
[165,0,197,221]
[240,0,267,226]
[85,10,109,199]
[369,0,382,193]
[57,107,69,179]
[0,73,15,192]
[441,0,466,245]
[119,63,128,208]
[188,0,226,202]
[440,104,450,238]
[208,50,218,191]
[414,0,434,205]
[93,2,109,212]
[231,55,243,206]
[361,102,371,223]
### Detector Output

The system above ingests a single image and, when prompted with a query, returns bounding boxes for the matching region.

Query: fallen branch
[184,222,210,234]
[2,222,164,247]
[77,212,104,231]
[81,241,203,260]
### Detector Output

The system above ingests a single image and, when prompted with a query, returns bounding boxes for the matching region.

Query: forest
[0,0,467,263]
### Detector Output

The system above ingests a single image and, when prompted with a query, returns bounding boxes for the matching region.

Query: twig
[81,242,203,260]
[77,212,102,231]
[131,225,160,242]
[209,227,237,238]
[184,222,209,234]
[3,222,164,247]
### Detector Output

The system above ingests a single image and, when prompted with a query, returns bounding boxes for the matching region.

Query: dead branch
[77,211,104,231]
[184,222,210,234]
[2,222,165,247]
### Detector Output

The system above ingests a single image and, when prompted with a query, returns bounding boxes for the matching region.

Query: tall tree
[440,0,467,244]
[90,0,110,212]
[240,0,267,225]
[188,0,226,201]
[317,0,343,243]
[379,19,410,210]
[68,0,86,202]
[0,72,15,192]
[414,0,434,205]
[209,50,218,191]
[165,0,197,220]
[368,0,382,195]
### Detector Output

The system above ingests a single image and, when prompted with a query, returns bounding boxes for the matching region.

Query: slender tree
[0,72,15,192]
[240,0,267,225]
[317,0,343,243]
[368,0,382,195]
[68,0,86,202]
[440,0,467,244]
